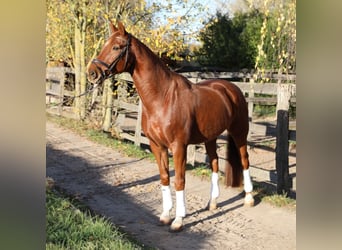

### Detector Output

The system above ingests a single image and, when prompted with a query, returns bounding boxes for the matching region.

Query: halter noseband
[92,34,131,80]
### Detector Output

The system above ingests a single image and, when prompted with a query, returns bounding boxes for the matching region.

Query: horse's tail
[225,134,243,187]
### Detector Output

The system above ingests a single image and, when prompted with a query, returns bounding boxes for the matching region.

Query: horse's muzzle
[87,64,104,85]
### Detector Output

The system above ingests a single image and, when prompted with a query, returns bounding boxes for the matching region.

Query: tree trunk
[79,19,87,119]
[102,79,113,131]
[74,24,82,120]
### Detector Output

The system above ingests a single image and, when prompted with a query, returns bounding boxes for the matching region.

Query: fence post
[102,79,113,132]
[58,68,66,115]
[134,99,142,146]
[247,78,255,139]
[187,145,196,166]
[275,84,292,194]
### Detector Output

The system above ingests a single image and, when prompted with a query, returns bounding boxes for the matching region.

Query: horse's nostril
[88,70,97,79]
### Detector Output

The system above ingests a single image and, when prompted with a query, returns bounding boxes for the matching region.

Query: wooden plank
[113,70,296,97]
[179,71,295,82]
[233,82,279,95]
[64,90,74,97]
[120,132,150,145]
[113,100,139,112]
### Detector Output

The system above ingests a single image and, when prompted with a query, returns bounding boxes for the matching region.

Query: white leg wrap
[243,169,253,193]
[161,185,173,212]
[211,172,220,200]
[175,190,186,217]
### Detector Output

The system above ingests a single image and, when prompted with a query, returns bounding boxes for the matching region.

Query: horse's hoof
[159,217,172,226]
[169,217,183,232]
[159,212,172,226]
[244,193,255,207]
[208,200,217,211]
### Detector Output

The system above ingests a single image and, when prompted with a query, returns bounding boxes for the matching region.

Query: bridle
[91,34,131,80]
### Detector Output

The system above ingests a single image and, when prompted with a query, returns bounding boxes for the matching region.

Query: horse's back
[190,79,249,141]
[195,79,245,103]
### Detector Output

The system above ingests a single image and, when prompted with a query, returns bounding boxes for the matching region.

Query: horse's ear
[109,20,117,35]
[117,21,127,36]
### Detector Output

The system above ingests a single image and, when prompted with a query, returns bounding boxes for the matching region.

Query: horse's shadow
[185,190,260,229]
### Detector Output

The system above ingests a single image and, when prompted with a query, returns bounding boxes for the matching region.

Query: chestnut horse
[87,22,254,232]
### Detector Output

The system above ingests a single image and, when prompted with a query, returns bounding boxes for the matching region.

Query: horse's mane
[131,35,170,69]
[130,34,192,89]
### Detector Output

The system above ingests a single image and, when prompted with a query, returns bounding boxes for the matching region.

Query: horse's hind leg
[232,135,254,207]
[239,144,254,206]
[205,139,220,210]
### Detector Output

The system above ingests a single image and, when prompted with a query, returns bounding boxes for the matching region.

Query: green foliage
[234,10,264,69]
[195,0,296,76]
[46,179,148,249]
[253,0,296,78]
[195,10,264,70]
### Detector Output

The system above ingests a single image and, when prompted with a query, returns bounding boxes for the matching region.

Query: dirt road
[46,121,295,249]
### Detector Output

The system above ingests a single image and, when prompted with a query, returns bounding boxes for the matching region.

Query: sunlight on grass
[46,178,151,250]
[253,182,296,209]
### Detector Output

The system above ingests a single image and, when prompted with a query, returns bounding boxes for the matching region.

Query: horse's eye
[113,45,120,51]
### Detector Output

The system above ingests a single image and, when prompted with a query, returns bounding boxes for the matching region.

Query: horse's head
[87,21,132,85]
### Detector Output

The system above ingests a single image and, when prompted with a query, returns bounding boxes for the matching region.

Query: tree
[46,0,102,119]
[233,9,264,69]
[46,0,207,124]
[195,0,295,78]
[195,11,263,70]
[46,0,154,119]
[251,0,296,81]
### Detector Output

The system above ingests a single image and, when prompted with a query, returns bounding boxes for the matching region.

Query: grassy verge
[47,112,295,209]
[46,178,152,250]
[47,112,153,161]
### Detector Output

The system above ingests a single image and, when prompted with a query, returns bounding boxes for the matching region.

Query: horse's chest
[142,110,184,146]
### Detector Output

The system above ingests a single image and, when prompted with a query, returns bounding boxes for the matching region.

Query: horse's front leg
[149,141,172,225]
[170,143,187,232]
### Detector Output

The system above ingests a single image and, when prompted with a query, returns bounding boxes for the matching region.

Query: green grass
[187,164,211,178]
[46,178,151,250]
[252,182,296,210]
[253,104,276,118]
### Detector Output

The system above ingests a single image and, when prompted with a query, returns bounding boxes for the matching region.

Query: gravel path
[46,121,295,250]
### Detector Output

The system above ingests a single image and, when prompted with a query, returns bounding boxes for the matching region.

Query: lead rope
[46,83,100,108]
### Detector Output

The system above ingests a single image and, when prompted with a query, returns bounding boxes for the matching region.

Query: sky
[146,0,238,44]
[147,0,216,40]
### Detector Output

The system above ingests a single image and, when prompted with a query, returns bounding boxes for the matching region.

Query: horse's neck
[130,37,173,108]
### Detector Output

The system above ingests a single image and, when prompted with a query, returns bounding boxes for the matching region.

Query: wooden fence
[46,67,74,114]
[46,67,296,194]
